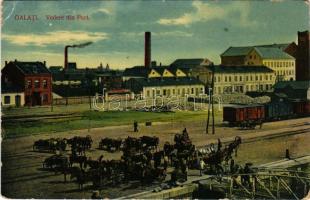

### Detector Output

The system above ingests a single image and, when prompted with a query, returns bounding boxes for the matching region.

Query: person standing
[133,121,138,132]
[199,158,206,176]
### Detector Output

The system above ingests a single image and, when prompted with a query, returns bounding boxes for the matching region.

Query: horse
[69,154,87,169]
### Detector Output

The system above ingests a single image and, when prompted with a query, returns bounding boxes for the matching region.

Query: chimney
[64,46,69,70]
[5,61,8,65]
[144,32,151,68]
[43,61,46,66]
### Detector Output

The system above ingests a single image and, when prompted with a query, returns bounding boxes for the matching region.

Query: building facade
[192,65,275,95]
[1,86,25,107]
[122,66,188,81]
[125,77,205,98]
[221,45,296,81]
[2,60,52,106]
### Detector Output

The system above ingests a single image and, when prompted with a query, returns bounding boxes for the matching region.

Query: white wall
[1,92,25,107]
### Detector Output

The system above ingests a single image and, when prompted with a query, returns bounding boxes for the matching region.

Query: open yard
[2,104,222,138]
[2,116,310,198]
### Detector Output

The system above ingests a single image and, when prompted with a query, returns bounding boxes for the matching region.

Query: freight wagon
[223,104,264,129]
[264,101,294,121]
[223,101,310,128]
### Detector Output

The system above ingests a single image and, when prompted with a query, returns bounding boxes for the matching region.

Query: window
[260,75,262,81]
[195,88,198,95]
[43,94,48,103]
[163,89,167,96]
[218,77,221,82]
[254,55,256,59]
[229,76,231,82]
[265,75,268,80]
[270,75,272,80]
[34,80,40,88]
[191,88,194,94]
[234,76,238,82]
[225,76,227,82]
[250,76,253,81]
[239,76,242,81]
[178,89,180,95]
[172,89,175,95]
[147,90,150,97]
[256,76,258,81]
[246,76,248,81]
[156,90,160,95]
[250,55,252,59]
[43,80,47,88]
[26,80,32,88]
[4,96,10,104]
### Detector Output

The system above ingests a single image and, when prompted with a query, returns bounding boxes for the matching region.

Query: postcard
[1,0,310,199]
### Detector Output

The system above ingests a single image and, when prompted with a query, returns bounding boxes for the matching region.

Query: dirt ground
[1,117,310,199]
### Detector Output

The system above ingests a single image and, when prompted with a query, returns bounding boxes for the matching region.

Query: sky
[1,0,309,69]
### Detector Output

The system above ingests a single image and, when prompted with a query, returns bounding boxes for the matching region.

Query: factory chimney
[64,42,92,70]
[145,32,151,68]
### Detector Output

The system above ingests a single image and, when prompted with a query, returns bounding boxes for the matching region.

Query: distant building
[191,65,275,94]
[296,31,310,81]
[50,64,123,97]
[170,58,213,69]
[125,77,204,98]
[221,46,295,81]
[1,60,52,106]
[122,66,187,81]
[273,81,310,101]
[1,85,25,107]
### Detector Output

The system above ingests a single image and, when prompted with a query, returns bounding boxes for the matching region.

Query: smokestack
[64,46,69,70]
[64,42,93,70]
[145,32,151,68]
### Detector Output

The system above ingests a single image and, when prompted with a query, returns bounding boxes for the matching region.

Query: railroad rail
[120,155,310,199]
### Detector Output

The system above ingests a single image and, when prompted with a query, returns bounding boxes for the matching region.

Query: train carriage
[223,104,265,129]
[265,101,294,121]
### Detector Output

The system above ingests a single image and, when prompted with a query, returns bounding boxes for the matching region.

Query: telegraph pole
[206,63,215,134]
[211,63,215,134]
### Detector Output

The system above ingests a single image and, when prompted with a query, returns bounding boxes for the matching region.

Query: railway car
[292,101,310,116]
[264,101,294,121]
[223,104,265,129]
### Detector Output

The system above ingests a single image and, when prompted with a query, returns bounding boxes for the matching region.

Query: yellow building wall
[143,85,205,98]
[245,49,263,65]
[262,59,295,81]
[2,92,25,107]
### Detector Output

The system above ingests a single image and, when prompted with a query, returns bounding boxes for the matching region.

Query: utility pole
[211,63,215,135]
[206,63,215,134]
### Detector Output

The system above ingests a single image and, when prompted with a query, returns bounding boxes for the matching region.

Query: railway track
[2,113,83,124]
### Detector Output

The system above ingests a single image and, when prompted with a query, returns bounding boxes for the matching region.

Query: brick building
[296,31,310,81]
[2,60,52,106]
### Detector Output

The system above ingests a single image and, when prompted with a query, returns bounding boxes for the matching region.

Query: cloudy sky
[1,0,309,69]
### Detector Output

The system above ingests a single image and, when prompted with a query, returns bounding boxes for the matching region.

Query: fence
[53,96,91,105]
